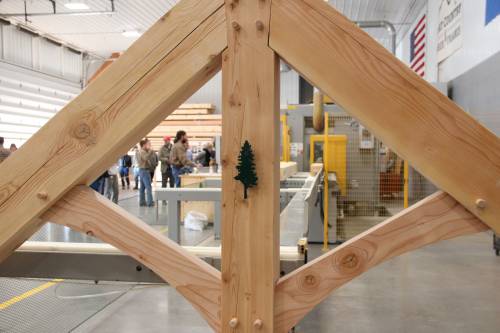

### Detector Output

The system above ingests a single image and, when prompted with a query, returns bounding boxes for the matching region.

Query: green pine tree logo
[234,140,258,199]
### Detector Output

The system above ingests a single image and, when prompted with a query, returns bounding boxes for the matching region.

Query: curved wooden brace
[274,191,488,332]
[42,186,222,331]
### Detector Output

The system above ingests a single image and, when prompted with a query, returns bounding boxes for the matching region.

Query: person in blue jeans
[170,130,198,187]
[137,139,155,207]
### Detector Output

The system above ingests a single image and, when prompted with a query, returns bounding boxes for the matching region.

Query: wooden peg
[256,20,264,31]
[232,21,241,31]
[476,198,487,209]
[229,317,239,328]
[37,192,48,200]
[253,319,263,329]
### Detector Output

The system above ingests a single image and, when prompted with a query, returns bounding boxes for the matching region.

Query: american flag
[410,14,426,77]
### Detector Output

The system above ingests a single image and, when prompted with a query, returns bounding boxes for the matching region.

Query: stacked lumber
[146,103,221,151]
[279,161,298,181]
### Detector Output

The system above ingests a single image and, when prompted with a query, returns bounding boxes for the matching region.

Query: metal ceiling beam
[356,20,397,54]
[2,0,116,18]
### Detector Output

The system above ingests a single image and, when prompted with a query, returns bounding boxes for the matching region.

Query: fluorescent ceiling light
[64,2,90,10]
[122,30,141,38]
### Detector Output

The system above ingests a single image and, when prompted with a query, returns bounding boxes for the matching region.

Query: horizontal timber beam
[269,0,500,232]
[0,0,227,262]
[274,191,488,332]
[42,186,222,331]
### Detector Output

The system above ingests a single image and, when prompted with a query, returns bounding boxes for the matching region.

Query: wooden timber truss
[0,0,498,332]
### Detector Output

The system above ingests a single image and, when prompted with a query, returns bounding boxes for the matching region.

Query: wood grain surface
[274,191,488,332]
[221,0,280,331]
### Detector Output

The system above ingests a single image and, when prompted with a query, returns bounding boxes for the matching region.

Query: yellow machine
[280,114,291,162]
[309,134,347,196]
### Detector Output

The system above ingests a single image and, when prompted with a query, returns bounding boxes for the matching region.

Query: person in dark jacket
[0,137,10,163]
[148,150,158,182]
[158,136,174,188]
[170,130,197,187]
[119,154,132,189]
[194,142,215,167]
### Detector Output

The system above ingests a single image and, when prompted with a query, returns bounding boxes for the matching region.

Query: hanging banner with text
[437,0,463,63]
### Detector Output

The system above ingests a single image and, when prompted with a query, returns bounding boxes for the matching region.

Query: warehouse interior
[0,0,499,332]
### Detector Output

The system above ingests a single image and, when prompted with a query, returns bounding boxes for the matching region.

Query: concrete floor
[1,233,497,332]
[1,188,499,332]
[30,189,214,247]
[78,233,500,333]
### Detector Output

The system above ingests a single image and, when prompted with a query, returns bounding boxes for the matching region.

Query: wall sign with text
[437,0,463,63]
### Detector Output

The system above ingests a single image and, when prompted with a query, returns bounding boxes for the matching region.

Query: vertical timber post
[222,0,280,331]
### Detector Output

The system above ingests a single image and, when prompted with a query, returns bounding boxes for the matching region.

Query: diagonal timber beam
[274,191,488,332]
[269,0,500,232]
[42,186,222,331]
[0,0,227,262]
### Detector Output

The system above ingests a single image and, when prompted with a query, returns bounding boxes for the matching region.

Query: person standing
[148,149,159,183]
[105,161,119,204]
[170,130,197,187]
[119,153,132,189]
[195,142,215,167]
[185,139,193,162]
[138,139,155,207]
[159,136,174,188]
[132,146,140,190]
[90,171,108,195]
[9,144,17,153]
[0,137,11,163]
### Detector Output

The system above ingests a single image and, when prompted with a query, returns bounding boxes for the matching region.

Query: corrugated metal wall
[62,48,83,82]
[186,71,222,112]
[0,22,84,148]
[2,25,33,68]
[186,63,300,113]
[0,22,83,84]
[0,59,81,148]
[280,68,300,106]
[451,50,500,136]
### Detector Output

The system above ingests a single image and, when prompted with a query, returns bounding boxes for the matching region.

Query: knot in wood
[305,274,316,285]
[300,273,320,291]
[340,252,359,270]
[74,122,92,140]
